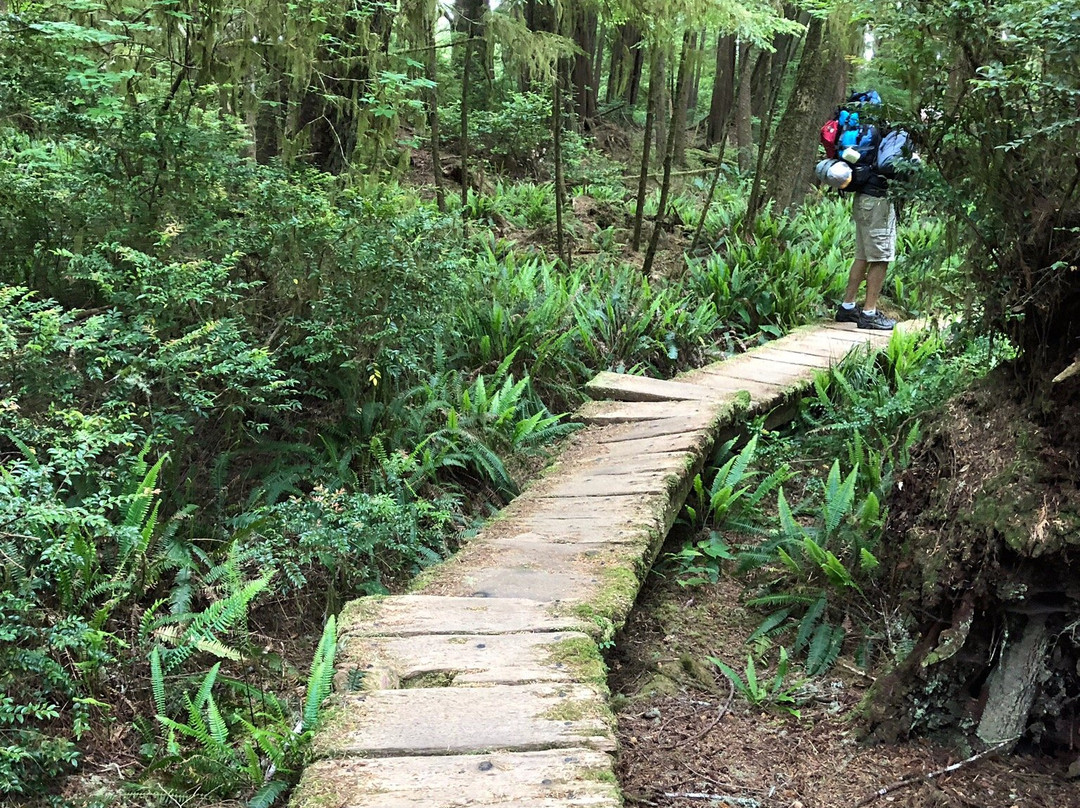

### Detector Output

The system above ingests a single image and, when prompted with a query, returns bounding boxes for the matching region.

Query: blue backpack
[875,129,911,170]
[834,91,883,165]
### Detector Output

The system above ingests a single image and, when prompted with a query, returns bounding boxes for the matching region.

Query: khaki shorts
[853,194,897,262]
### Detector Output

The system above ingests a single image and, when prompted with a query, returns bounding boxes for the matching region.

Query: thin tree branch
[853,738,1017,807]
[660,793,760,807]
[390,35,484,56]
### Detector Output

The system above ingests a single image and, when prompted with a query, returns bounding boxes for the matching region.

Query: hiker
[820,92,911,331]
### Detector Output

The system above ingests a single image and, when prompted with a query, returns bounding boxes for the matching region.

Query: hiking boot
[835,304,861,324]
[857,310,896,330]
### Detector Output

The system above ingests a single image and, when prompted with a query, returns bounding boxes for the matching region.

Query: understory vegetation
[668,327,1011,686]
[2,0,1077,803]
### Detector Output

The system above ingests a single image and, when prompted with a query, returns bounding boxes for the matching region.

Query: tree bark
[553,62,569,268]
[976,615,1049,750]
[592,20,606,109]
[643,32,691,276]
[734,43,755,173]
[460,36,472,235]
[745,18,800,227]
[672,31,697,167]
[632,44,663,251]
[607,24,645,106]
[626,30,644,106]
[424,16,447,212]
[455,0,489,100]
[686,30,703,115]
[571,8,599,126]
[653,49,669,166]
[759,15,847,212]
[706,33,736,146]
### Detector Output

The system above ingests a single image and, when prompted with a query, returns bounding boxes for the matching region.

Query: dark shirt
[849,164,891,197]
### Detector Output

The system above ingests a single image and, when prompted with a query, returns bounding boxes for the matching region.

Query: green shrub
[440,91,587,176]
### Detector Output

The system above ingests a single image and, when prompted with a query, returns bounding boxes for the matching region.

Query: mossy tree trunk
[758,15,847,213]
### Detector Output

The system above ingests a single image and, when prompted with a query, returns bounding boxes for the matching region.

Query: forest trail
[287,321,907,808]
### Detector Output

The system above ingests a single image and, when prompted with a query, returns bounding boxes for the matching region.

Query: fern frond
[727,435,758,487]
[150,647,167,718]
[303,616,337,731]
[248,779,289,808]
[746,608,791,644]
[776,487,801,538]
[206,693,228,747]
[194,663,222,709]
[124,454,167,531]
[805,623,845,676]
[822,462,858,541]
[794,596,827,655]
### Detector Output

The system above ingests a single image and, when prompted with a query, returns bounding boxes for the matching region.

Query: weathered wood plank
[335,630,597,690]
[291,749,620,808]
[585,371,732,402]
[338,596,591,639]
[313,684,616,758]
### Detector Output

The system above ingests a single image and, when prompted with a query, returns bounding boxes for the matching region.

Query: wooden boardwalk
[289,321,906,808]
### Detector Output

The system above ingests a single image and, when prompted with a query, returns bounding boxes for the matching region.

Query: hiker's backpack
[820,90,883,161]
[875,128,910,170]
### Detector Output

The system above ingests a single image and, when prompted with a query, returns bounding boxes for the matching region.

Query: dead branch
[853,738,1017,807]
[660,793,760,807]
[682,678,735,746]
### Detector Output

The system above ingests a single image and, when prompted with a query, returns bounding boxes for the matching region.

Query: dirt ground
[609,569,1080,808]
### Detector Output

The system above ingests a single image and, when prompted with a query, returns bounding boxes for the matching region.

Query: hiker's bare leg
[862,261,889,311]
[843,258,868,305]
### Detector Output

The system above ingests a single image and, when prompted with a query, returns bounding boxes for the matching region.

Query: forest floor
[608,556,1080,808]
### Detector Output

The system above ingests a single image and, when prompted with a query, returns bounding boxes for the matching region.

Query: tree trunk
[553,62,569,268]
[735,43,754,174]
[643,32,691,276]
[571,9,599,126]
[456,0,490,109]
[460,36,472,234]
[593,20,606,108]
[976,615,1049,750]
[632,44,662,251]
[607,24,644,105]
[706,33,736,146]
[653,49,669,166]
[626,30,644,106]
[759,15,846,212]
[297,5,392,173]
[749,42,772,124]
[672,31,696,167]
[687,30,703,115]
[745,20,799,228]
[424,16,447,212]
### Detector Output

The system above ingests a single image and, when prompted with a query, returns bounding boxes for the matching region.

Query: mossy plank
[335,631,596,691]
[337,596,592,639]
[312,683,616,758]
[531,470,680,498]
[290,748,620,808]
[575,399,716,424]
[744,346,836,368]
[585,371,732,403]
